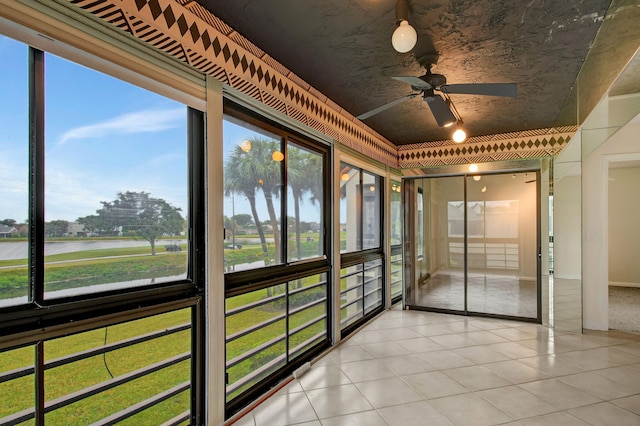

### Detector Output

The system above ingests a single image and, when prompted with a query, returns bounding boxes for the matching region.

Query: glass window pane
[0,345,34,423]
[44,309,191,424]
[287,142,323,262]
[288,273,327,359]
[223,116,283,272]
[339,163,361,253]
[225,286,287,401]
[363,172,381,249]
[339,264,364,329]
[0,35,29,308]
[43,53,188,299]
[363,259,383,314]
[390,180,402,246]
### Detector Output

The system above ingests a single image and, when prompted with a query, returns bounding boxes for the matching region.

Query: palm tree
[224,145,269,255]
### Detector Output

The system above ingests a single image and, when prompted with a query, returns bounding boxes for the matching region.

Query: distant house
[0,224,18,238]
[67,222,87,237]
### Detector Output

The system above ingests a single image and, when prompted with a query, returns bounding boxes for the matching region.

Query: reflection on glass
[223,117,283,271]
[0,345,34,420]
[287,142,323,262]
[390,180,402,246]
[43,309,191,424]
[339,163,361,253]
[0,36,29,307]
[43,53,188,299]
[363,172,381,249]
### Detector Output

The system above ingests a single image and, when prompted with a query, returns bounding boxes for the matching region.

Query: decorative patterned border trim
[398,127,576,168]
[66,0,399,166]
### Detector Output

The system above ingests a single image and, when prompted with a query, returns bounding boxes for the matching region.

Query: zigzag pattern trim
[66,0,398,166]
[398,128,576,168]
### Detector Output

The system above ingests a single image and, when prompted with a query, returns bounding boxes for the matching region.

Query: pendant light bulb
[392,20,417,53]
[452,126,467,143]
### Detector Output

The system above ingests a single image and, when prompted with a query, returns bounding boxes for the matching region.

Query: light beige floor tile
[569,401,640,426]
[360,341,411,358]
[519,411,590,425]
[443,365,511,391]
[453,345,510,364]
[482,360,551,384]
[253,392,318,426]
[298,364,352,390]
[417,349,474,369]
[320,410,387,426]
[229,412,255,426]
[437,320,483,333]
[465,330,509,345]
[274,380,304,395]
[553,350,621,370]
[378,327,425,341]
[518,338,557,355]
[354,376,423,408]
[410,324,458,337]
[583,346,640,366]
[486,341,541,359]
[615,342,640,356]
[612,394,640,415]
[476,385,559,419]
[559,371,640,400]
[593,365,640,392]
[518,378,602,409]
[378,400,455,426]
[328,345,374,364]
[305,384,373,419]
[396,336,444,353]
[351,329,393,344]
[401,371,468,399]
[430,392,513,426]
[517,354,585,377]
[429,333,476,349]
[378,353,436,375]
[338,359,395,383]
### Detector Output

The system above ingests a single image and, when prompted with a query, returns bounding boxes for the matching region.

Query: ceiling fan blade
[357,93,419,120]
[392,76,433,91]
[425,94,457,127]
[440,83,517,97]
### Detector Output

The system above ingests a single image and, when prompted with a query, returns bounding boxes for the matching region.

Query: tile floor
[229,307,640,426]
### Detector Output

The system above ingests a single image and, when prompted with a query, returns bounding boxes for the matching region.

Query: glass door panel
[466,172,538,319]
[413,176,466,312]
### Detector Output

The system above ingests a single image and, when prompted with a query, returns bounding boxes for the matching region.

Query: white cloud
[58,107,184,144]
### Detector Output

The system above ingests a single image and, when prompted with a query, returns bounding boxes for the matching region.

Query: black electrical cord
[103,327,114,379]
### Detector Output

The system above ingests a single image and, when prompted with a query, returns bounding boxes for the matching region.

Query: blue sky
[1,34,188,223]
[0,33,321,226]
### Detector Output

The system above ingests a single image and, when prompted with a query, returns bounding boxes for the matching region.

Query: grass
[0,309,191,424]
[0,240,331,421]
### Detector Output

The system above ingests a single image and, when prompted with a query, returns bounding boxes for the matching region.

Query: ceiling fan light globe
[452,128,467,143]
[392,20,417,53]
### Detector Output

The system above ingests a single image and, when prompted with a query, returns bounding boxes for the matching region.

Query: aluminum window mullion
[28,47,44,306]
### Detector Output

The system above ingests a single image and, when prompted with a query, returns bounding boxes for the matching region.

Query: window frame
[222,100,332,297]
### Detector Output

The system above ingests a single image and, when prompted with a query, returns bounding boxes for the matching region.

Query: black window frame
[0,42,207,424]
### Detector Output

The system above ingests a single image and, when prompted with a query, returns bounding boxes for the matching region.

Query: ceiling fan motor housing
[420,73,447,89]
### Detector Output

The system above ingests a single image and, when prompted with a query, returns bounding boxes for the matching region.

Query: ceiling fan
[357,67,517,127]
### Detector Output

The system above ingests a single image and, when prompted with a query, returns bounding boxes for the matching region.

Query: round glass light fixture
[469,164,479,173]
[272,150,284,162]
[392,20,417,53]
[340,173,350,181]
[473,175,481,181]
[452,128,467,143]
[240,140,252,152]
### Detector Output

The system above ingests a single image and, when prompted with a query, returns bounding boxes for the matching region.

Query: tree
[0,219,16,227]
[45,220,69,238]
[77,191,183,255]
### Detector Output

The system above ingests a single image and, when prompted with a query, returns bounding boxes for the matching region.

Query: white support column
[205,76,226,425]
[332,145,343,345]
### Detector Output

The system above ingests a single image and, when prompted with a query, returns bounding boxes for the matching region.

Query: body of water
[0,239,181,260]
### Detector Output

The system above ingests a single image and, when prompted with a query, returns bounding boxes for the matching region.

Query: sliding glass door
[405,171,540,321]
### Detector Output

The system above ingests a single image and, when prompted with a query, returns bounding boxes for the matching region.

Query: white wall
[608,166,640,287]
[582,119,640,330]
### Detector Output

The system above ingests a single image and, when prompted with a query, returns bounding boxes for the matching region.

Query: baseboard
[609,281,640,288]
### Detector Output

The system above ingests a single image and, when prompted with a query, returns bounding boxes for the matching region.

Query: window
[389,179,403,302]
[222,102,330,416]
[0,35,29,307]
[338,162,384,334]
[0,28,205,424]
[43,53,189,299]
